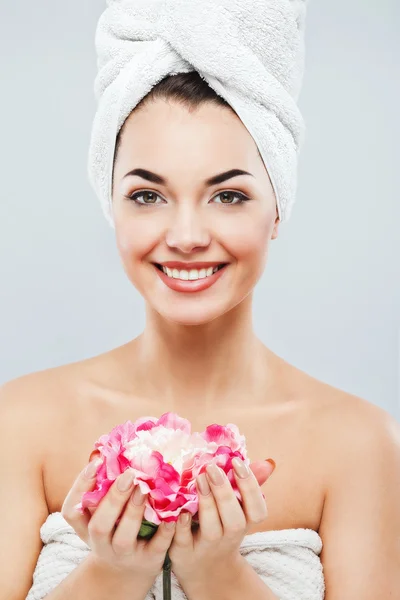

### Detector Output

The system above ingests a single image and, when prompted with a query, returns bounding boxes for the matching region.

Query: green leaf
[142,519,157,527]
[138,520,158,539]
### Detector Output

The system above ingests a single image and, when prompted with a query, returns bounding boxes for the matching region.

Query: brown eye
[142,192,157,204]
[212,191,250,205]
[221,192,234,203]
[127,191,163,205]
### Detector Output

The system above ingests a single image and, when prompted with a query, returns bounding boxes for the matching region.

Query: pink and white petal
[157,412,192,434]
[80,478,114,512]
[134,416,158,432]
[144,503,162,525]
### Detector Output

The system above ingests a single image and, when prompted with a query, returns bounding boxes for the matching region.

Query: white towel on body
[26,512,325,600]
[88,0,309,227]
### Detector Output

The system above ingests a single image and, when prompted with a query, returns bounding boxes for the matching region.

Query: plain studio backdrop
[0,1,399,419]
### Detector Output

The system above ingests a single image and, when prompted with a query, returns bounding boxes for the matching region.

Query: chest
[43,395,325,534]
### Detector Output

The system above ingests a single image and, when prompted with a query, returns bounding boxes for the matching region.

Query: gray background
[1,1,399,418]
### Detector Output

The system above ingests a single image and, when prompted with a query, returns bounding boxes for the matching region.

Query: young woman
[1,51,399,600]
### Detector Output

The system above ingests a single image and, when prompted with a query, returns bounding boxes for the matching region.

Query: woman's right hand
[61,458,176,583]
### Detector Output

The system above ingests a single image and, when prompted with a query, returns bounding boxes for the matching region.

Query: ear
[271,209,280,240]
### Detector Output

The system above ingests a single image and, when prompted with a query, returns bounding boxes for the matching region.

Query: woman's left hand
[168,458,275,589]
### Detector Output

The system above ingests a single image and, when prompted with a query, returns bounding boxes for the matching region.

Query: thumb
[249,459,276,486]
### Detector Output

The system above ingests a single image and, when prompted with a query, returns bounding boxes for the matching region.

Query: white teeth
[161,265,222,280]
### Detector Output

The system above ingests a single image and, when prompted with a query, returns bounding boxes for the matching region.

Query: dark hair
[113,71,233,173]
[140,70,232,112]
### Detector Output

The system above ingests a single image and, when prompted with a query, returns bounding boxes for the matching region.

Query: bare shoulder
[294,369,400,475]
[1,360,83,413]
[276,357,399,473]
[315,379,398,449]
[0,351,113,442]
[0,368,63,422]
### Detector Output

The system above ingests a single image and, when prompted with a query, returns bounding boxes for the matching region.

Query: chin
[153,300,234,327]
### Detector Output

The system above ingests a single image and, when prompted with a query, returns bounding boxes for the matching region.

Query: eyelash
[125,190,251,206]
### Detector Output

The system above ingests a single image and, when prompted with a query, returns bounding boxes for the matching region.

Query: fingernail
[179,512,191,525]
[132,485,145,505]
[164,520,176,529]
[117,470,134,492]
[197,473,211,495]
[206,464,224,486]
[265,459,276,471]
[232,457,250,479]
[84,458,102,479]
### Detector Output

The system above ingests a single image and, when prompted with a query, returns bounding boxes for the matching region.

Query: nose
[165,205,211,253]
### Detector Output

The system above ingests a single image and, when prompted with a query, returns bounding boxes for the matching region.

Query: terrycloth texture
[88,0,309,227]
[26,512,325,600]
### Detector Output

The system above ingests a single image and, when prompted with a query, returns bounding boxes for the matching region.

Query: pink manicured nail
[232,457,250,479]
[132,485,145,505]
[84,459,102,479]
[197,473,211,495]
[117,470,134,492]
[179,512,191,525]
[206,464,224,486]
[265,459,276,472]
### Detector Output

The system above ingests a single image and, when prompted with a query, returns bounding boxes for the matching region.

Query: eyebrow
[122,168,254,187]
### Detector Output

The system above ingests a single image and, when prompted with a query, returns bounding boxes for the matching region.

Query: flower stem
[162,552,172,600]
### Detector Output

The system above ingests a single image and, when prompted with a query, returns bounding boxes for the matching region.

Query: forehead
[116,99,262,171]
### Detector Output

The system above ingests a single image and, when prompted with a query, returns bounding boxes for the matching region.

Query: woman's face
[112,99,279,326]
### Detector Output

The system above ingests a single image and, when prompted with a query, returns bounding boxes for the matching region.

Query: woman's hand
[61,459,176,584]
[169,458,275,589]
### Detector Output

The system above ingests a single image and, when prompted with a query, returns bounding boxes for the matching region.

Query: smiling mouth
[154,263,227,281]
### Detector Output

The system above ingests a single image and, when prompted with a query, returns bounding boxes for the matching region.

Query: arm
[0,375,155,600]
[179,555,279,600]
[0,376,50,600]
[43,554,154,600]
[319,404,400,599]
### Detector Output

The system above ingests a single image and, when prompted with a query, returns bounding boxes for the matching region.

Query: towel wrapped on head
[88,0,309,227]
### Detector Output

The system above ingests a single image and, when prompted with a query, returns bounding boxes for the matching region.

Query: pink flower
[76,412,249,525]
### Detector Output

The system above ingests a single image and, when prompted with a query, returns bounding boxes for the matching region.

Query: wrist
[178,553,246,598]
[87,554,156,593]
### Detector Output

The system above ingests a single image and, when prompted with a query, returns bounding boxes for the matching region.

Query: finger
[196,471,224,542]
[61,457,103,545]
[172,511,193,550]
[146,520,176,557]
[111,484,148,555]
[205,464,246,537]
[249,459,276,486]
[232,458,268,524]
[88,469,135,555]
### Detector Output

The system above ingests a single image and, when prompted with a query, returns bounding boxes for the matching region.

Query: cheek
[217,213,272,259]
[115,218,159,262]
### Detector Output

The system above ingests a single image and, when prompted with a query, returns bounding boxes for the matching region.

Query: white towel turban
[88,0,309,228]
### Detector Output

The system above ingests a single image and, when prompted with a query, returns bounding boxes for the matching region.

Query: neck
[127,300,278,413]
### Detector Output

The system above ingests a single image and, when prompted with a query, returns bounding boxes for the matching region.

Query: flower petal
[157,412,191,434]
